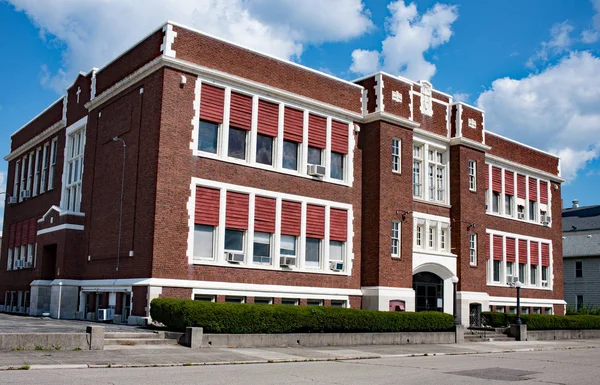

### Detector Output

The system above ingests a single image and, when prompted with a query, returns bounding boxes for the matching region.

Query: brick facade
[0,22,565,324]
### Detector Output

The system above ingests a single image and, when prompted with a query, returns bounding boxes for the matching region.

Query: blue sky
[1,0,599,219]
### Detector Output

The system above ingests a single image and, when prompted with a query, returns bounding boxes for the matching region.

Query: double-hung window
[392,138,401,173]
[228,127,247,160]
[280,235,297,265]
[305,238,321,268]
[40,143,49,193]
[308,147,322,166]
[225,229,245,256]
[468,160,476,191]
[13,160,20,199]
[48,138,58,190]
[415,224,423,249]
[505,195,513,216]
[253,232,271,264]
[198,120,219,153]
[575,261,583,278]
[492,192,500,213]
[329,241,344,264]
[33,147,41,196]
[519,263,527,284]
[493,260,501,282]
[282,141,299,171]
[65,128,85,212]
[435,152,445,201]
[256,134,274,166]
[391,222,400,257]
[412,145,423,197]
[530,265,537,285]
[331,152,344,180]
[541,266,548,287]
[469,233,477,265]
[428,223,437,249]
[440,227,447,252]
[529,200,536,221]
[193,225,215,260]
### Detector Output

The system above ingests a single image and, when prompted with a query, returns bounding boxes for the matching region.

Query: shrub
[150,298,455,334]
[481,311,600,330]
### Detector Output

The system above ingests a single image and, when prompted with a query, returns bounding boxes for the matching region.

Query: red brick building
[0,22,565,325]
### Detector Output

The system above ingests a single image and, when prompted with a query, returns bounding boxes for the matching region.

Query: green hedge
[150,298,455,334]
[482,312,600,330]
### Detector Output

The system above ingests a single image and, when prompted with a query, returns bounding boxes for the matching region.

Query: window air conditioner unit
[97,308,114,322]
[517,213,525,220]
[7,196,17,205]
[225,252,244,263]
[307,164,326,178]
[20,190,31,200]
[541,215,551,226]
[280,256,296,267]
[506,276,519,285]
[14,260,23,269]
[329,261,344,271]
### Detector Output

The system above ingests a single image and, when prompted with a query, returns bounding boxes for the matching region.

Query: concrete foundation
[510,324,528,341]
[528,329,600,341]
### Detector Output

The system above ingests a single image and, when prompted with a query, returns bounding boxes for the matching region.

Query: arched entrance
[413,272,444,312]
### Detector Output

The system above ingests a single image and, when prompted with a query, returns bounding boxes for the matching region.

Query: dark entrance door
[40,244,57,281]
[413,272,444,312]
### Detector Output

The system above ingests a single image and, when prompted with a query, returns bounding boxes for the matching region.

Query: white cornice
[485,154,565,183]
[363,111,420,129]
[5,119,66,161]
[449,137,491,152]
[413,127,450,143]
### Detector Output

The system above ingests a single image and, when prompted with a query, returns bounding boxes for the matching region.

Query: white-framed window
[469,233,477,265]
[529,200,536,221]
[519,262,527,284]
[19,155,27,201]
[492,192,500,213]
[26,244,33,265]
[392,138,401,173]
[391,221,400,257]
[493,260,501,282]
[65,128,85,211]
[194,295,216,302]
[256,134,274,166]
[254,297,273,305]
[331,152,345,181]
[331,300,347,308]
[505,195,513,216]
[193,225,215,260]
[280,235,297,265]
[282,298,299,306]
[440,227,447,252]
[225,296,246,304]
[253,232,271,264]
[26,151,34,195]
[225,229,245,257]
[468,160,476,191]
[227,126,247,160]
[48,137,58,190]
[506,261,514,277]
[329,241,344,263]
[33,147,41,197]
[308,146,322,166]
[40,143,49,193]
[415,224,423,249]
[6,248,12,271]
[305,238,321,268]
[13,160,20,199]
[541,266,549,287]
[198,120,220,154]
[282,140,299,171]
[307,299,323,306]
[428,222,437,249]
[412,145,422,197]
[530,265,537,285]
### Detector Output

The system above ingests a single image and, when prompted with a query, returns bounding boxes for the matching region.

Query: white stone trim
[160,24,177,58]
[363,111,420,129]
[486,154,563,183]
[37,224,84,235]
[456,103,463,137]
[5,120,66,162]
[449,137,491,151]
[488,296,566,306]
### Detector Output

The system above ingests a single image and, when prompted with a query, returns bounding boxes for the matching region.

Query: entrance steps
[465,327,515,342]
[104,331,180,347]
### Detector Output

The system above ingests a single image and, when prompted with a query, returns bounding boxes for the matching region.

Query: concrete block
[510,324,528,341]
[86,326,105,350]
[185,327,203,348]
[455,325,465,344]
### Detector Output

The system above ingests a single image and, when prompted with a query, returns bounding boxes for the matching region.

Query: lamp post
[112,136,126,278]
[450,275,459,325]
[514,280,522,325]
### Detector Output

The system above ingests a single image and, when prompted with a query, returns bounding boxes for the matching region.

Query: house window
[256,134,273,166]
[13,160,20,199]
[493,260,501,282]
[40,143,49,193]
[576,295,584,311]
[542,266,549,286]
[65,128,85,212]
[468,160,476,191]
[193,225,215,260]
[529,200,536,221]
[424,150,446,202]
[282,298,299,306]
[331,300,347,308]
[308,146,322,166]
[254,297,273,305]
[307,299,323,306]
[198,120,219,153]
[331,152,344,180]
[440,228,447,252]
[26,152,34,195]
[19,156,26,201]
[48,138,58,190]
[530,265,538,285]
[505,195,513,216]
[225,296,246,304]
[33,147,41,196]
[506,262,514,277]
[392,138,401,173]
[282,140,298,171]
[253,232,271,264]
[519,263,527,284]
[491,192,500,213]
[194,295,216,302]
[305,238,321,268]
[428,224,436,249]
[391,222,400,257]
[329,241,344,263]
[469,233,477,265]
[412,145,422,197]
[416,225,423,248]
[228,127,247,160]
[575,261,583,278]
[225,229,245,255]
[280,235,297,265]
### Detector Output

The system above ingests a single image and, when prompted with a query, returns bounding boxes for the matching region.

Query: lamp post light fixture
[112,136,126,278]
[450,275,459,325]
[514,280,522,325]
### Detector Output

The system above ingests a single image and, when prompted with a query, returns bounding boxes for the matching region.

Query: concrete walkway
[2,339,600,370]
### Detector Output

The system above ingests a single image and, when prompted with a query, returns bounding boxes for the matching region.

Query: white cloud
[452,92,469,103]
[349,0,458,81]
[581,29,599,43]
[478,52,600,181]
[7,0,373,93]
[527,21,574,68]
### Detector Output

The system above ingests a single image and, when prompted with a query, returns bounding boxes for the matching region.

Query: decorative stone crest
[420,81,433,117]
[468,118,477,128]
[392,90,402,103]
